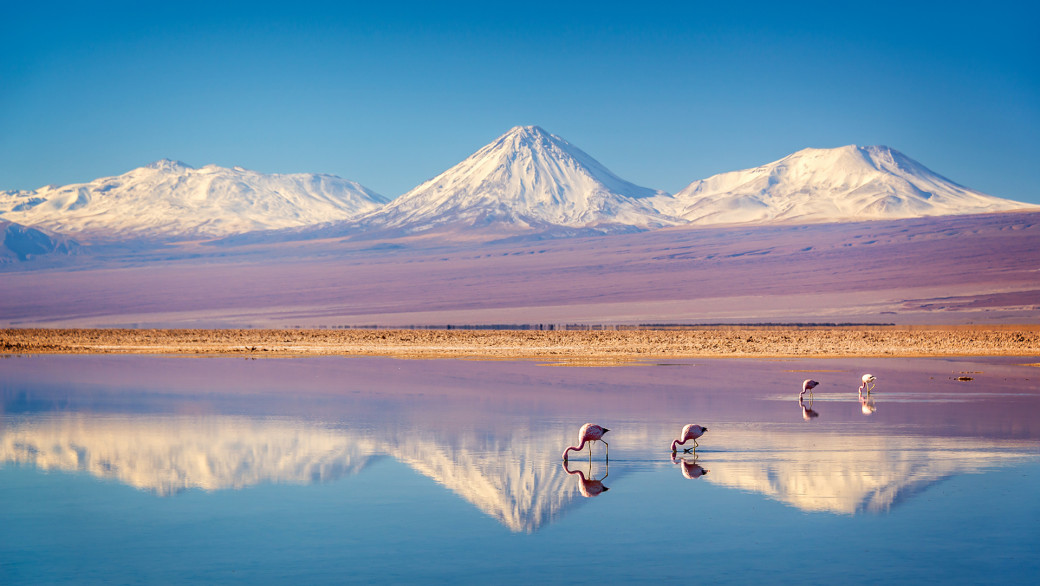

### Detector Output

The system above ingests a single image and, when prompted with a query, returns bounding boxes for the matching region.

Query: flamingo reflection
[562,460,609,497]
[670,424,708,453]
[799,393,820,421]
[671,453,709,479]
[562,423,609,462]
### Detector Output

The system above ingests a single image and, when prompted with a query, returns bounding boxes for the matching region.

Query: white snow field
[0,160,387,241]
[655,145,1030,225]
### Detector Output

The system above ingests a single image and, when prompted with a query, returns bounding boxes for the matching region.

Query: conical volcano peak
[363,126,672,233]
[506,125,549,136]
[491,125,568,155]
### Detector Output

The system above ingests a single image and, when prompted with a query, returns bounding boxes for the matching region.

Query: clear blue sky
[2,1,1038,203]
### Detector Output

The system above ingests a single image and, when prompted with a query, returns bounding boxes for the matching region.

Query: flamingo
[670,424,708,453]
[801,379,819,397]
[859,374,877,415]
[562,423,609,462]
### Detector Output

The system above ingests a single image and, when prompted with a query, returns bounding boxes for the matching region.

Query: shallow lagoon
[2,354,1039,584]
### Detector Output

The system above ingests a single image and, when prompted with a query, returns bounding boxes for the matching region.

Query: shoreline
[3,326,1039,363]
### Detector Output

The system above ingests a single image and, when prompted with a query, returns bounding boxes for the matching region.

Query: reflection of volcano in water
[699,428,1039,515]
[0,415,382,496]
[0,414,606,533]
[382,427,605,532]
[4,415,1038,527]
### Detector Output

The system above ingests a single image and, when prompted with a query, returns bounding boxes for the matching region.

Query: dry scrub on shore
[2,326,1038,362]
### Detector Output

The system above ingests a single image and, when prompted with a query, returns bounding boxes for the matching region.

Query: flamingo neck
[562,440,588,460]
[671,438,685,452]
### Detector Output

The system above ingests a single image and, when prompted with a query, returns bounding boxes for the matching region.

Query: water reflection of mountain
[0,415,382,496]
[699,428,1039,515]
[4,415,1038,527]
[0,414,601,533]
[382,427,593,532]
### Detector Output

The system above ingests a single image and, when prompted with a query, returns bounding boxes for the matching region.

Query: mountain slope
[1,220,79,263]
[656,145,1033,225]
[0,160,387,241]
[361,125,674,235]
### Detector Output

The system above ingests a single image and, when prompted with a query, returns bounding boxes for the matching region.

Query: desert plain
[3,212,1039,357]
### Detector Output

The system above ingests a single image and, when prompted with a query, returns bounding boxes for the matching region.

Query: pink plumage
[671,423,708,453]
[562,423,610,461]
[801,379,820,395]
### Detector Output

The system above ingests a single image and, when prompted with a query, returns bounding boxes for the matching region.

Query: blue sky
[2,1,1038,203]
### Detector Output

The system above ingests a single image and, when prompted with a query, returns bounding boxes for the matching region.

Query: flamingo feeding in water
[801,379,819,397]
[671,424,708,453]
[562,423,609,462]
[859,374,877,415]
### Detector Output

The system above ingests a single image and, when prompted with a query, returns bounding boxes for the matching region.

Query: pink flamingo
[562,423,609,462]
[562,461,610,497]
[801,379,819,397]
[859,374,876,393]
[670,424,708,453]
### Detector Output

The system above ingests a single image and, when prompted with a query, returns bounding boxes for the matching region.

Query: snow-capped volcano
[362,126,674,234]
[655,145,1032,225]
[0,160,387,241]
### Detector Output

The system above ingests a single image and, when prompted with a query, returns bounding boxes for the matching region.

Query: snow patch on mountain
[655,145,1034,225]
[0,160,387,241]
[362,126,675,234]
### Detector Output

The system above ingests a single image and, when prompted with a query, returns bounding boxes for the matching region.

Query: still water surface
[2,355,1039,584]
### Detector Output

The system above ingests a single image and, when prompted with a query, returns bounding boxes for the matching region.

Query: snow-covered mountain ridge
[655,144,1029,225]
[0,160,387,241]
[1,128,1034,245]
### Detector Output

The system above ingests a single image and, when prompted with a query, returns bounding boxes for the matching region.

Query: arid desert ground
[4,326,1038,363]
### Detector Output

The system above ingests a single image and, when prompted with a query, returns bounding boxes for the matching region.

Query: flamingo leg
[603,440,609,460]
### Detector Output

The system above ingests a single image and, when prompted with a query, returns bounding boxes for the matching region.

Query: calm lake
[2,354,1039,584]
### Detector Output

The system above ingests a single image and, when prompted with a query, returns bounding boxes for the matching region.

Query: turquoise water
[2,355,1039,584]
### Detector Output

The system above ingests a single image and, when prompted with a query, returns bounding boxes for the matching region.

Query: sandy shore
[2,326,1038,363]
